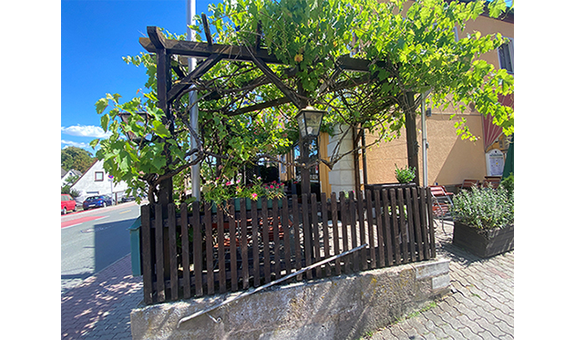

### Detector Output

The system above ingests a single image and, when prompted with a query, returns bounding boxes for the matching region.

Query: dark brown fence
[138,186,436,305]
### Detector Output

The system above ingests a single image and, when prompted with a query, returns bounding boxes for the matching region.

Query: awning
[482,93,514,152]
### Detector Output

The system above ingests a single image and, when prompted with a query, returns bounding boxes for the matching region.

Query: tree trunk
[405,92,420,185]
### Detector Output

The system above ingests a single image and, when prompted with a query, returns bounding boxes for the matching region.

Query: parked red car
[61,194,77,214]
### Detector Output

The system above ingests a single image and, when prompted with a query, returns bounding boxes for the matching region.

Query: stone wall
[131,258,450,340]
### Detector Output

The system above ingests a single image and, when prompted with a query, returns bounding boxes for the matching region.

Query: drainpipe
[421,92,430,187]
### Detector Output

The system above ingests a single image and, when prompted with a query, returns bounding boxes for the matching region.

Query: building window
[498,37,514,74]
[95,171,104,182]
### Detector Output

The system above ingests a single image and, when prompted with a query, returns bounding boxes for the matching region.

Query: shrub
[395,165,416,184]
[451,186,513,229]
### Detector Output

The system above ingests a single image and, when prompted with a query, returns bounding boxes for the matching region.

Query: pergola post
[405,92,420,185]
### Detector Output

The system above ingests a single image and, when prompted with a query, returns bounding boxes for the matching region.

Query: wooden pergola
[140,20,422,209]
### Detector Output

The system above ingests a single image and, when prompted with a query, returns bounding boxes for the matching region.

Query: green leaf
[488,0,507,18]
[95,98,108,114]
[89,139,100,149]
[101,114,110,132]
[152,120,171,138]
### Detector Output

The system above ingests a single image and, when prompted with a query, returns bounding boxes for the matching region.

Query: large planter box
[452,222,514,258]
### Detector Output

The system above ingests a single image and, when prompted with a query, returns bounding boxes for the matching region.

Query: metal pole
[421,93,429,187]
[421,89,431,188]
[187,0,201,199]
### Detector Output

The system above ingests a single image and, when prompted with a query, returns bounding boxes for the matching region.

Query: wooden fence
[138,186,436,305]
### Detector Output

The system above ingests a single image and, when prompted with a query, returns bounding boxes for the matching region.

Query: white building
[71,159,129,203]
[61,168,82,187]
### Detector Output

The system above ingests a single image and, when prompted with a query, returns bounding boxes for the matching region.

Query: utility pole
[187,0,201,199]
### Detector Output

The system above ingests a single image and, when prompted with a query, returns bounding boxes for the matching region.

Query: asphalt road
[61,202,141,294]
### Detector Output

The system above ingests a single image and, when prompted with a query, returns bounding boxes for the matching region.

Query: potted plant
[450,184,514,258]
[395,165,416,184]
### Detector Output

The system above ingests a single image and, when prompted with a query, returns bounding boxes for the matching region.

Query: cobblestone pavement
[61,220,513,339]
[367,220,514,340]
[61,254,143,339]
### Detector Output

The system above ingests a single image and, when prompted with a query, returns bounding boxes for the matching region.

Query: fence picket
[204,203,214,295]
[282,196,292,276]
[240,198,249,290]
[262,200,271,284]
[217,207,226,294]
[291,194,302,280]
[380,189,393,267]
[301,194,312,280]
[311,194,321,278]
[251,199,260,287]
[272,199,281,280]
[396,189,408,264]
[420,188,429,260]
[321,193,331,277]
[349,191,359,272]
[372,190,384,267]
[330,192,340,275]
[405,188,416,262]
[229,199,238,292]
[356,191,367,270]
[168,203,179,300]
[426,187,436,259]
[364,190,376,269]
[138,186,436,305]
[154,204,165,302]
[339,192,350,273]
[141,205,153,304]
[180,203,191,299]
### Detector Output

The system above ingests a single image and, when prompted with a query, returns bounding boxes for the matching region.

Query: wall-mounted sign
[485,149,505,176]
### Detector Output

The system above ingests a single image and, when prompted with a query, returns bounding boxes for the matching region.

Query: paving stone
[372,220,513,340]
[61,254,143,340]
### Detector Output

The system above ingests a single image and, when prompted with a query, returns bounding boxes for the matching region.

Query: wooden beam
[247,47,303,109]
[227,96,291,116]
[147,26,166,49]
[140,27,390,73]
[167,53,224,103]
[140,31,282,64]
[201,14,213,46]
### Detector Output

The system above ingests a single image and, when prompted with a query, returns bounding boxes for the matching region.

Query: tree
[61,146,94,173]
[91,0,513,206]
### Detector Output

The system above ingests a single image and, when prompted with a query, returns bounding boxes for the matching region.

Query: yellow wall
[319,132,332,194]
[364,112,486,187]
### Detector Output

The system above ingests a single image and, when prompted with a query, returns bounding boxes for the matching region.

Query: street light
[296,106,325,140]
[295,106,325,196]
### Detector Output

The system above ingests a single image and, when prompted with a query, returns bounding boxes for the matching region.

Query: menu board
[486,149,505,176]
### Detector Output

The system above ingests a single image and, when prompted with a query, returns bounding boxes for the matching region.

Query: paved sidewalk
[61,254,143,339]
[61,219,513,339]
[367,220,514,339]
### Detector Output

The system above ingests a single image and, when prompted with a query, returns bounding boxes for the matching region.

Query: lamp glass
[296,106,325,139]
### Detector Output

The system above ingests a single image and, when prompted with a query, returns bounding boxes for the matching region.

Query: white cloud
[61,140,91,149]
[61,125,111,138]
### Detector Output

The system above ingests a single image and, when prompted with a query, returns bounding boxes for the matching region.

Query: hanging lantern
[296,106,325,139]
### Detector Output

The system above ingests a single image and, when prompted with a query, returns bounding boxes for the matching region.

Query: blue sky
[61,0,216,153]
[61,0,514,154]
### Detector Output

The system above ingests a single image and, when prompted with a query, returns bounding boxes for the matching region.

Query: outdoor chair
[482,177,501,189]
[456,179,480,193]
[429,185,454,233]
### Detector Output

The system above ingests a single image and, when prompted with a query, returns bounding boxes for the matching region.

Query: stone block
[131,259,452,340]
[415,258,450,280]
[432,273,451,290]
